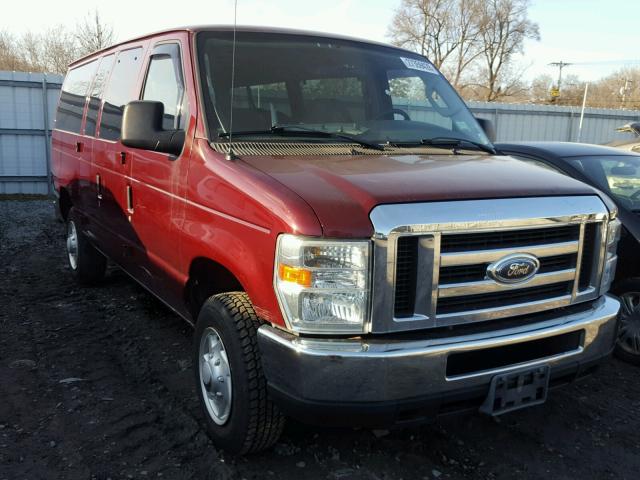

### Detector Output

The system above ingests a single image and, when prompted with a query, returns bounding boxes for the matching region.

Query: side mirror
[121,100,185,156]
[475,117,496,143]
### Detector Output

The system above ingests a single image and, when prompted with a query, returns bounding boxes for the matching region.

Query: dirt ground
[1,198,639,480]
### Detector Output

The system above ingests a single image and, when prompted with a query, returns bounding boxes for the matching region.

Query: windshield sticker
[401,57,439,75]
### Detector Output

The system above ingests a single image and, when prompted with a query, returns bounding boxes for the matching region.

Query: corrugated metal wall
[467,102,640,144]
[1,69,640,195]
[395,99,640,145]
[0,71,63,195]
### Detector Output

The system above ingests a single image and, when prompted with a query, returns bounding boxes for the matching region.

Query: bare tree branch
[76,9,115,56]
[476,0,540,101]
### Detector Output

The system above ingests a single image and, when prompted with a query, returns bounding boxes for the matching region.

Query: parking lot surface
[1,199,639,480]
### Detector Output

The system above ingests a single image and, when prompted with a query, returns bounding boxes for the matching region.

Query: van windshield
[196,31,490,148]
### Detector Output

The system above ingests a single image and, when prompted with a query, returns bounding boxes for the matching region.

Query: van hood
[240,153,597,237]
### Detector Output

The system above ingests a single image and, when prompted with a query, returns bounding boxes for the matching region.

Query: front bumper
[257,295,620,426]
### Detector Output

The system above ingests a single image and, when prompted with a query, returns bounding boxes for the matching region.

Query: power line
[549,61,572,97]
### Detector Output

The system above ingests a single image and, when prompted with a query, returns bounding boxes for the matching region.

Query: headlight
[274,234,370,334]
[600,217,621,294]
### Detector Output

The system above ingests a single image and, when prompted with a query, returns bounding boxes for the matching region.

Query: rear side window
[100,47,143,141]
[56,60,99,133]
[85,54,115,137]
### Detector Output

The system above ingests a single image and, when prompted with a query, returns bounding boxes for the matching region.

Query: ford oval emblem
[487,254,540,284]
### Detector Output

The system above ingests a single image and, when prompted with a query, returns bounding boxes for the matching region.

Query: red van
[52,26,621,454]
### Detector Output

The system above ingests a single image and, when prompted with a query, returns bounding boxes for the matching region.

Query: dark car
[496,142,640,364]
[608,122,640,153]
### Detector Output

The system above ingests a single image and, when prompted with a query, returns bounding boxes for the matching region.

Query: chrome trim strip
[438,269,575,298]
[572,223,586,300]
[440,240,579,267]
[370,196,608,239]
[436,295,572,324]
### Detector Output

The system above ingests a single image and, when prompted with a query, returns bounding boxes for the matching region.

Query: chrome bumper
[257,295,619,407]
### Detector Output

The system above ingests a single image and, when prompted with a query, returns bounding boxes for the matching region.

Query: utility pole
[549,61,572,97]
[621,79,633,104]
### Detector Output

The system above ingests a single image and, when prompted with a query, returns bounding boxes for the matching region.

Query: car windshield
[567,155,640,211]
[196,30,490,148]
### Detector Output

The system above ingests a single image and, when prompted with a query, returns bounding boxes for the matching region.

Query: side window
[55,60,99,133]
[99,47,143,141]
[300,77,365,122]
[142,44,186,130]
[85,54,115,137]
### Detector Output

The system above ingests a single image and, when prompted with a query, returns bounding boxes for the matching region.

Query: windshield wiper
[420,137,497,155]
[218,125,385,151]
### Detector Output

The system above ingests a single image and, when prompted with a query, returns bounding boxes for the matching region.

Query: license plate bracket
[480,365,550,416]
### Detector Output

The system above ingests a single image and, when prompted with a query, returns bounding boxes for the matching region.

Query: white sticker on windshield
[401,57,439,75]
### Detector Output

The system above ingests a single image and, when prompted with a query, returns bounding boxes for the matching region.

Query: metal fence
[467,102,640,144]
[1,69,640,195]
[0,71,63,195]
[395,99,640,144]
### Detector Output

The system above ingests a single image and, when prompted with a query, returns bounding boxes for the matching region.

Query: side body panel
[127,32,195,314]
[179,137,322,325]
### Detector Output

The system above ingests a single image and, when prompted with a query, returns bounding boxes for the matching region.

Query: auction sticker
[401,57,440,75]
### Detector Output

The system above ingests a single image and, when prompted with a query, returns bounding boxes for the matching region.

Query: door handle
[96,174,103,200]
[75,141,83,153]
[117,151,127,165]
[126,185,134,214]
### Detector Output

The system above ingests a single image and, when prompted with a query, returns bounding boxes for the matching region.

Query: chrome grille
[369,196,610,333]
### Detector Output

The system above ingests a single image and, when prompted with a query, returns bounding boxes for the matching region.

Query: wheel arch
[59,187,73,221]
[185,256,246,320]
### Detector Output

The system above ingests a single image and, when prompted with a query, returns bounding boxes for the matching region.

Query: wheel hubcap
[66,221,79,270]
[618,291,640,356]
[199,327,232,425]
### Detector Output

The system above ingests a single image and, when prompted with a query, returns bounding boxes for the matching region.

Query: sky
[1,0,638,83]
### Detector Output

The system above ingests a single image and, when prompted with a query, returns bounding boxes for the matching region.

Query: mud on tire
[194,292,285,454]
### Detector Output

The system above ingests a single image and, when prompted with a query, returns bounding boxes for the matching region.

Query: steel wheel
[66,220,79,270]
[618,291,640,357]
[199,327,233,425]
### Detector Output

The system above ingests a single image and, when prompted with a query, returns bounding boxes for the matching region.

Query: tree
[76,10,114,55]
[529,74,553,103]
[386,0,538,97]
[0,10,114,75]
[476,0,539,101]
[0,31,29,71]
[387,0,461,70]
[445,0,484,89]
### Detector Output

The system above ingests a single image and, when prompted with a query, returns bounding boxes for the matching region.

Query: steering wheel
[374,108,411,121]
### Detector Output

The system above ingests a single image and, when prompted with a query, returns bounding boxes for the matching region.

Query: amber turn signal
[278,264,312,287]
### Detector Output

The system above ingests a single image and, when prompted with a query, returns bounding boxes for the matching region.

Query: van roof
[69,25,412,67]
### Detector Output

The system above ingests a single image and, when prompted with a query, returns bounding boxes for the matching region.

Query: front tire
[66,208,107,285]
[613,278,640,365]
[194,293,285,454]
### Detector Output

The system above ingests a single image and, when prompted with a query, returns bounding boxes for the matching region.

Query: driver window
[387,72,452,129]
[142,45,186,131]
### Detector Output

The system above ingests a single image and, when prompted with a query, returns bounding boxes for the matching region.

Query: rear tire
[194,292,285,454]
[613,278,640,366]
[66,208,107,285]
